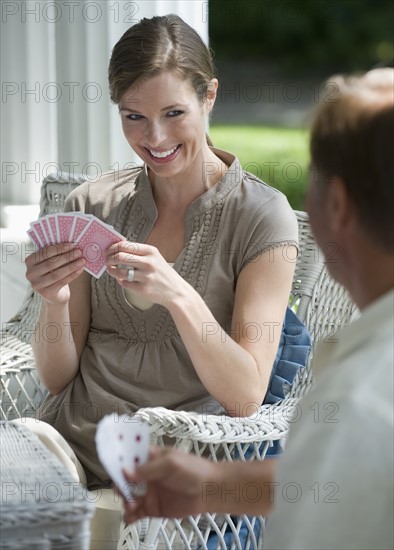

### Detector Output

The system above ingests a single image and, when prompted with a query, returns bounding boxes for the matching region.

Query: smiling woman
[117,72,223,183]
[22,12,300,544]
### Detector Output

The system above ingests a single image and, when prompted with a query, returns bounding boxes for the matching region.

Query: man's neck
[348,250,394,310]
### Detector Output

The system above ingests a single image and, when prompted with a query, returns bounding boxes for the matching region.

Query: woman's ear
[206,78,219,111]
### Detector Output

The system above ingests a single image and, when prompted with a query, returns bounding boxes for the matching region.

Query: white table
[0,422,95,549]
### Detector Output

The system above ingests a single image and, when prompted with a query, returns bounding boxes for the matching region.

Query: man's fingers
[136,456,176,483]
[123,447,172,483]
[148,447,163,461]
[123,505,145,525]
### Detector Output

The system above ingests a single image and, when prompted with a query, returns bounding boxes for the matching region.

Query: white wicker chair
[0,172,358,549]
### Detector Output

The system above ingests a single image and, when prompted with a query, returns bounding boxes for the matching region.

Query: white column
[106,1,143,172]
[1,0,58,205]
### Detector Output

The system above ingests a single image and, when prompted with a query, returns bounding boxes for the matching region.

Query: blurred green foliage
[207,2,392,208]
[210,125,309,210]
[208,0,394,74]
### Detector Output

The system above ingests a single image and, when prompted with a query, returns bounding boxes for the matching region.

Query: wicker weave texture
[0,422,95,549]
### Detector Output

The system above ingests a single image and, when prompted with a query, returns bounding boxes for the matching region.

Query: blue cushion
[203,516,262,550]
[260,307,310,456]
[263,306,311,405]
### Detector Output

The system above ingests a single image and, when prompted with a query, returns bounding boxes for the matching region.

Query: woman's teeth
[149,146,178,158]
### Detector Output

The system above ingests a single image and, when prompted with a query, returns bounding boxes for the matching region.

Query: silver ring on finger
[126,267,135,282]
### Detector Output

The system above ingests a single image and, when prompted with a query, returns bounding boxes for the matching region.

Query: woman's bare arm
[26,244,91,394]
[167,246,296,414]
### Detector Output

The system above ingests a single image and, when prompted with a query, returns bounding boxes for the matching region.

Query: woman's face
[119,72,216,179]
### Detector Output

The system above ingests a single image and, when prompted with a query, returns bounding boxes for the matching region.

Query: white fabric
[264,290,394,550]
[11,418,122,550]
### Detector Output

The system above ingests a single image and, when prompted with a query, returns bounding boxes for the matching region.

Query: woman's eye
[126,114,144,121]
[167,110,183,118]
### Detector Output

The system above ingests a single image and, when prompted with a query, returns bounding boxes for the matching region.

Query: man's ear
[206,78,219,111]
[326,177,352,235]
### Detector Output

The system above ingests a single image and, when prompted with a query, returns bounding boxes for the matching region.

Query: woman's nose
[146,121,166,147]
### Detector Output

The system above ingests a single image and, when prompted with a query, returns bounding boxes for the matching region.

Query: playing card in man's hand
[95,414,150,501]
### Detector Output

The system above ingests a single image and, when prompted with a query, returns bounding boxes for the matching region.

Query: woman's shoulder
[229,169,296,228]
[241,170,289,205]
[227,168,298,247]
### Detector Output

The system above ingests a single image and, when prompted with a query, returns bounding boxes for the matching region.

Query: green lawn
[209,125,310,210]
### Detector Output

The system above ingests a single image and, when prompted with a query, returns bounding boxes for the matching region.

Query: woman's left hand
[105,241,188,308]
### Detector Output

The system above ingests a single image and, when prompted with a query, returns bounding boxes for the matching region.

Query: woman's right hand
[25,243,86,305]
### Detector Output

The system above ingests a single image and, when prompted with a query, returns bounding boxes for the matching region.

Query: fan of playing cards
[27,212,125,278]
[95,414,150,501]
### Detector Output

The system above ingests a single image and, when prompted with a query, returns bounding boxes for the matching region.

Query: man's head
[306,68,394,302]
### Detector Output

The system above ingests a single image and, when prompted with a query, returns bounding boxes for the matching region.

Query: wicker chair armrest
[0,333,35,360]
[133,398,299,445]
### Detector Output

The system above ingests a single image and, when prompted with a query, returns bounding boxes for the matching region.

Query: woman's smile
[145,144,182,163]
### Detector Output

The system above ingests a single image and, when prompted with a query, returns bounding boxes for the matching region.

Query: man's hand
[121,447,218,523]
[121,446,278,524]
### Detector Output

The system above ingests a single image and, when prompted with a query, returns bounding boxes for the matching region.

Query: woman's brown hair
[108,14,216,106]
